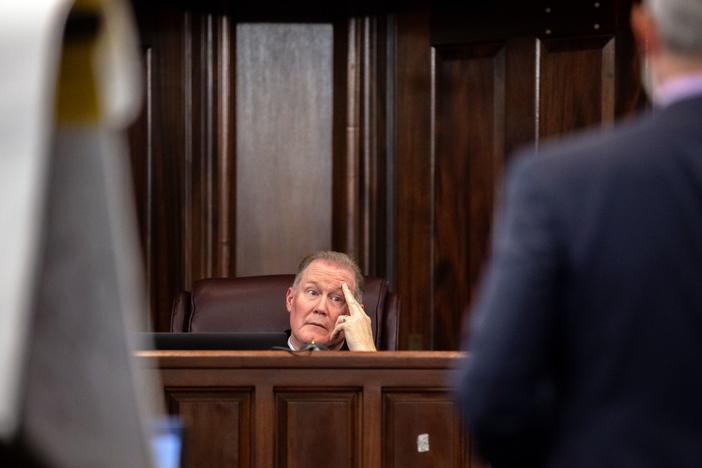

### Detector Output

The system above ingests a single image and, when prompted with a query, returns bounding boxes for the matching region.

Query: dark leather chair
[171,275,400,350]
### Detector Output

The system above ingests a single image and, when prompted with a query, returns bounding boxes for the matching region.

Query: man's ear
[285,287,294,313]
[631,4,661,58]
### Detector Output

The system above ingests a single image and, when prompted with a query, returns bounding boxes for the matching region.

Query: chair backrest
[171,275,399,350]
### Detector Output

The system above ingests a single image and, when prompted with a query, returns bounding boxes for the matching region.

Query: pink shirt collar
[657,72,702,107]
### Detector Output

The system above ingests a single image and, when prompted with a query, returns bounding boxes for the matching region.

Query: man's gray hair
[292,251,364,302]
[646,0,702,57]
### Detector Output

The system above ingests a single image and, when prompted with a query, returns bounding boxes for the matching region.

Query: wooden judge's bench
[138,351,481,468]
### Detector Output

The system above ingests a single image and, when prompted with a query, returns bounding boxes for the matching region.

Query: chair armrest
[381,293,400,350]
[171,291,192,332]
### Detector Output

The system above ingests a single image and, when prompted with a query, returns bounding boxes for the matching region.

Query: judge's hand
[330,282,377,351]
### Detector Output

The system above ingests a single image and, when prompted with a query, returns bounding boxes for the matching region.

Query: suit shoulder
[509,111,673,187]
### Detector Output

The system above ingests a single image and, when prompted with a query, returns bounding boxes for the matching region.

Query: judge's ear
[285,287,294,313]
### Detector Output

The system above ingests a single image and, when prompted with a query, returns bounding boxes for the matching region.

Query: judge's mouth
[304,322,328,331]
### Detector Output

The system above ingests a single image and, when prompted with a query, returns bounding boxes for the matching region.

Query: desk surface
[138,350,466,369]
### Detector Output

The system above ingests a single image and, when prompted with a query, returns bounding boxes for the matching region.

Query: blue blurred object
[151,416,183,468]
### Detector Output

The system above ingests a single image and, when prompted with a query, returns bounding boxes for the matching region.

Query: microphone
[301,340,328,351]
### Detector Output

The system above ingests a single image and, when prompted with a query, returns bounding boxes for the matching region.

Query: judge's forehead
[300,260,356,288]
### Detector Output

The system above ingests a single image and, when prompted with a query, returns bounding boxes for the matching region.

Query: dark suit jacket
[458,95,702,468]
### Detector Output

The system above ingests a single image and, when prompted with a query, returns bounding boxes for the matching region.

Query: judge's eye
[305,289,320,297]
[330,294,345,305]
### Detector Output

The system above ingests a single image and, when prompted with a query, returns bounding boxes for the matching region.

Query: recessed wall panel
[432,44,505,350]
[236,24,333,275]
[275,390,360,468]
[382,391,466,468]
[167,389,253,468]
[538,37,615,139]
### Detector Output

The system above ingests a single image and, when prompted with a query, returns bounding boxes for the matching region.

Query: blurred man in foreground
[0,1,158,466]
[458,1,702,467]
[286,251,376,351]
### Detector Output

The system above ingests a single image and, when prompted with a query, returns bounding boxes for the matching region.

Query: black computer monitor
[136,332,289,350]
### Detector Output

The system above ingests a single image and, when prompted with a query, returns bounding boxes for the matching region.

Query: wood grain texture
[392,1,637,349]
[128,5,238,331]
[138,350,465,369]
[538,37,616,140]
[167,389,253,468]
[276,390,360,468]
[382,391,467,468]
[332,16,390,276]
[395,8,433,350]
[189,14,237,281]
[235,23,334,276]
[126,1,640,346]
[503,38,537,159]
[332,18,359,262]
[128,4,188,331]
[432,44,504,350]
[140,351,470,468]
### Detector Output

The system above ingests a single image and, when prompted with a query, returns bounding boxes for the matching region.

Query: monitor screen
[151,416,183,468]
[136,332,289,350]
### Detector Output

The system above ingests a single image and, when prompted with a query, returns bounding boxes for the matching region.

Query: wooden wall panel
[275,390,361,468]
[503,38,538,158]
[382,390,467,468]
[146,351,469,467]
[187,13,237,284]
[395,1,638,349]
[129,5,238,330]
[332,17,391,276]
[166,389,253,468]
[129,7,387,331]
[129,5,188,331]
[538,37,616,139]
[236,23,334,276]
[128,1,640,345]
[396,9,433,350]
[432,45,505,350]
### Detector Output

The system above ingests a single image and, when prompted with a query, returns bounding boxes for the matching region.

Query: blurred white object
[0,0,73,440]
[1,1,158,467]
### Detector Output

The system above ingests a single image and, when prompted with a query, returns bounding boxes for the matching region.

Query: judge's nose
[313,294,329,315]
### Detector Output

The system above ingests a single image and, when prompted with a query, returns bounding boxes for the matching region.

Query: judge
[286,251,376,351]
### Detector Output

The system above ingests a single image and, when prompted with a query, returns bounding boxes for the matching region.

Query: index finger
[341,283,361,313]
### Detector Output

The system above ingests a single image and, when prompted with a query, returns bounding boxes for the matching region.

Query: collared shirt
[287,334,348,351]
[657,72,702,107]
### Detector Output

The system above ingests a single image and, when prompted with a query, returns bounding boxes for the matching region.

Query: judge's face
[286,260,356,350]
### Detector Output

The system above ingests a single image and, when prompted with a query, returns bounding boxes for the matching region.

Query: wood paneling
[129,5,188,331]
[432,44,505,350]
[140,351,470,468]
[236,23,334,276]
[128,6,390,332]
[128,4,237,330]
[538,37,616,139]
[396,8,433,350]
[276,390,360,468]
[503,38,537,158]
[394,1,638,349]
[187,13,237,283]
[166,389,253,467]
[128,1,641,348]
[332,17,391,275]
[383,391,466,468]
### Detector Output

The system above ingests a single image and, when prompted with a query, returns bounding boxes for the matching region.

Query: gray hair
[292,251,364,302]
[646,0,702,57]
